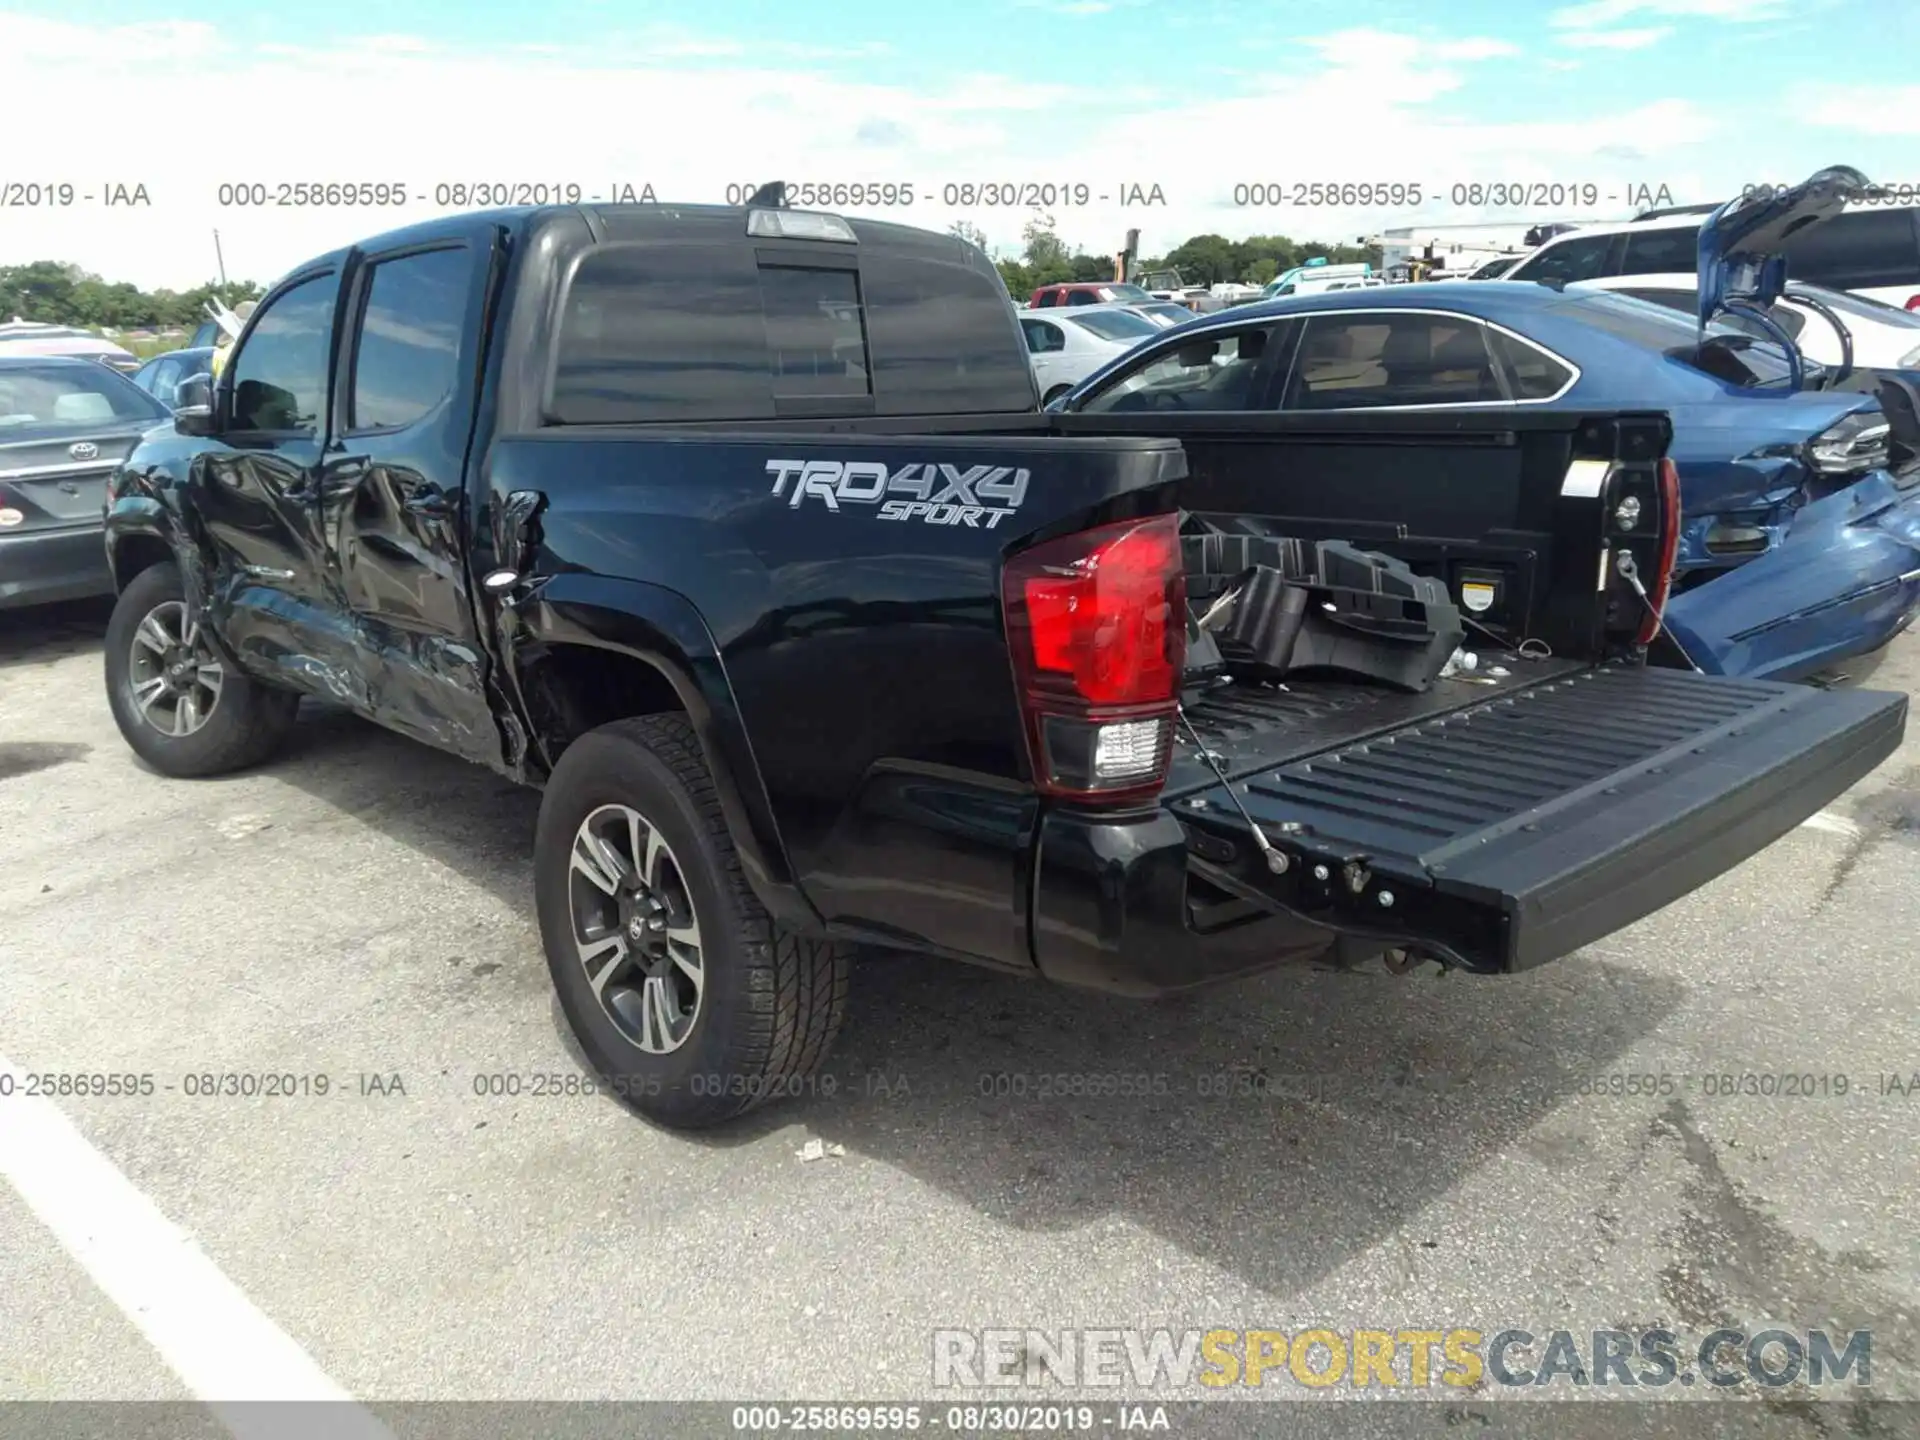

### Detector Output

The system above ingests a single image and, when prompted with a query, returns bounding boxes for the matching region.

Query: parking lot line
[0,1052,393,1439]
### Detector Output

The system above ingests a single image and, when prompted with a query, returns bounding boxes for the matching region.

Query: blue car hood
[1696,166,1869,360]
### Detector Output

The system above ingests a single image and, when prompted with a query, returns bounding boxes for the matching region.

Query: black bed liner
[1168,664,1905,972]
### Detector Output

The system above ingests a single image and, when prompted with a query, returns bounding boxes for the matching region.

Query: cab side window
[348,247,473,431]
[229,273,337,433]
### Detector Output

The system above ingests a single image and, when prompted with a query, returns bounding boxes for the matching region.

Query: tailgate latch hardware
[1177,702,1294,876]
[1344,861,1372,895]
[1377,891,1396,908]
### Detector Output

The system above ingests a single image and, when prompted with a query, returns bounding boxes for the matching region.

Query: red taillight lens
[1635,457,1682,646]
[1906,294,1920,313]
[1003,513,1186,801]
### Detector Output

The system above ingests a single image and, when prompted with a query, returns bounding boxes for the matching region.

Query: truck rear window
[549,239,1033,423]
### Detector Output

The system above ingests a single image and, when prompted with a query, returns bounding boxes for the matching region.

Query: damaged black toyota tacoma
[102,197,1909,1128]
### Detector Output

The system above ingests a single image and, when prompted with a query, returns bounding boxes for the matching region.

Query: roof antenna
[746,181,787,209]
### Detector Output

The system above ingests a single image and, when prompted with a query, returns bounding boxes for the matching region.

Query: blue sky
[4,0,1916,288]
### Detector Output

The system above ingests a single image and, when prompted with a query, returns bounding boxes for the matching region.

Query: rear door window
[1509,233,1615,284]
[1485,329,1574,399]
[348,246,473,430]
[1021,319,1065,353]
[1075,323,1289,413]
[1279,314,1508,408]
[1620,226,1700,275]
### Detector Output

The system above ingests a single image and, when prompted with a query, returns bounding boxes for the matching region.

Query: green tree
[949,220,992,254]
[0,263,264,330]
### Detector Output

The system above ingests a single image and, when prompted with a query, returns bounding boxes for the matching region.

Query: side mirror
[173,373,217,436]
[1176,342,1218,368]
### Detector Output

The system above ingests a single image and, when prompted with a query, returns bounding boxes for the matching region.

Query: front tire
[534,714,852,1130]
[104,561,299,777]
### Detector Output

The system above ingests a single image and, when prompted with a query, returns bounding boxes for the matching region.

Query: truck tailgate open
[1169,667,1906,972]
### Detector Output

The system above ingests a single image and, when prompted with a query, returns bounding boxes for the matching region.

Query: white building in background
[1375,222,1578,279]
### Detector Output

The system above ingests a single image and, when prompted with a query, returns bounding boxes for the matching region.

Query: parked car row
[1043,167,1920,684]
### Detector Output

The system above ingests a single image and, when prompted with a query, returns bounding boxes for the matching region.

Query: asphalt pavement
[2,598,1917,1439]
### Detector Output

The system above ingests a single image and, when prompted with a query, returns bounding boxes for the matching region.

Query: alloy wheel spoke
[581,933,629,998]
[135,611,176,655]
[642,822,668,892]
[195,662,225,702]
[669,944,703,990]
[642,974,675,1051]
[132,677,169,714]
[175,691,200,735]
[571,830,624,896]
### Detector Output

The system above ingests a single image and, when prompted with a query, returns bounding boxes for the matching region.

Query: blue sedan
[1054,278,1920,682]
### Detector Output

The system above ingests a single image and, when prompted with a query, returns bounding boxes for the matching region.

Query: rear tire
[534,713,852,1130]
[104,561,299,777]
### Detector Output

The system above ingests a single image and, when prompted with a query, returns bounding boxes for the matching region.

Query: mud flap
[1170,665,1906,973]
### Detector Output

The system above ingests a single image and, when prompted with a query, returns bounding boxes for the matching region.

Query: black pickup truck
[102,199,1907,1128]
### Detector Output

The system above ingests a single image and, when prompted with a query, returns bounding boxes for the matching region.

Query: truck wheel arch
[512,578,818,932]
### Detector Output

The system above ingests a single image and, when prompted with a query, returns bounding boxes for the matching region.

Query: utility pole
[213,230,228,287]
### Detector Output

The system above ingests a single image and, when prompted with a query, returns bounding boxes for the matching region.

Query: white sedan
[1020,305,1164,404]
[1571,273,1920,371]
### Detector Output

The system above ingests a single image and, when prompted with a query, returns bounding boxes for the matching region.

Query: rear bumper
[0,522,113,610]
[1667,472,1920,682]
[1029,667,1905,994]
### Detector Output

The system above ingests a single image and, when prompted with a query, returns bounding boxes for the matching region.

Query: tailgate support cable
[1616,550,1703,673]
[1175,703,1290,875]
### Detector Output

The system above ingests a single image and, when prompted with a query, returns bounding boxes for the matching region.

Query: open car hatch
[1696,165,1871,389]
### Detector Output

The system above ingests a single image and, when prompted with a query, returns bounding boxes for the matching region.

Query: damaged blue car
[1055,164,1920,682]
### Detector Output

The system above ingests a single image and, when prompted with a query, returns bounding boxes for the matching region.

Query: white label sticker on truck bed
[765,459,1029,528]
[1560,459,1611,499]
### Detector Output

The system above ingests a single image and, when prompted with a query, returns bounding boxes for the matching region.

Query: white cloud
[0,13,1895,289]
[1790,83,1920,136]
[1432,37,1522,60]
[1549,0,1783,25]
[1557,25,1672,48]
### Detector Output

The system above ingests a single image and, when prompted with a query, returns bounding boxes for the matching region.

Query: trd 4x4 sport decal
[765,459,1030,529]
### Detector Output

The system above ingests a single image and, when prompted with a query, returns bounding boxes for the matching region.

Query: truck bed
[1167,655,1590,795]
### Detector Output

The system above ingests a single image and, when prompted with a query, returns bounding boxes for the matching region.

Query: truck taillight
[1636,457,1681,647]
[1907,295,1920,313]
[1002,513,1186,802]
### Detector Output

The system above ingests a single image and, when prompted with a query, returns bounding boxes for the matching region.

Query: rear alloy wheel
[567,802,706,1055]
[534,713,853,1129]
[104,561,300,777]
